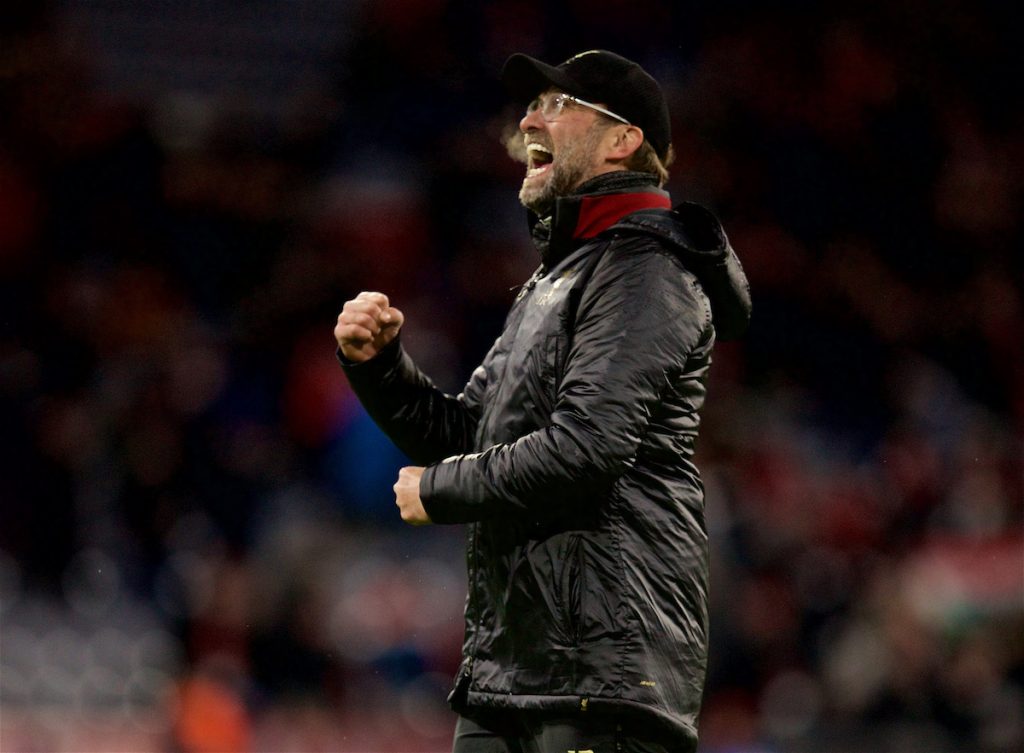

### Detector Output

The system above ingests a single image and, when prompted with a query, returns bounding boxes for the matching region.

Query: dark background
[0,1,1021,751]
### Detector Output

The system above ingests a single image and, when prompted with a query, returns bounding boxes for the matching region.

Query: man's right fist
[335,291,405,363]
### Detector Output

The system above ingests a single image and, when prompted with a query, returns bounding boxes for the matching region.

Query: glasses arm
[565,95,631,125]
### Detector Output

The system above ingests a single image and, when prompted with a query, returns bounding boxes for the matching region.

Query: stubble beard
[518,125,607,215]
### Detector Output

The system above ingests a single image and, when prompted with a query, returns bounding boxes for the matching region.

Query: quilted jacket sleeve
[339,336,489,465]
[420,241,711,524]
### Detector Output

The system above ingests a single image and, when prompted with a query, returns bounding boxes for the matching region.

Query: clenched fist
[394,466,431,525]
[335,291,405,363]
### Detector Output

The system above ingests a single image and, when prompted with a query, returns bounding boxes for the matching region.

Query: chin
[519,179,554,214]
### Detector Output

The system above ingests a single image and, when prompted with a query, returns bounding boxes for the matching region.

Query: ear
[604,125,644,162]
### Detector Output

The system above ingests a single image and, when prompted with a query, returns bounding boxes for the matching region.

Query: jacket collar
[529,172,671,268]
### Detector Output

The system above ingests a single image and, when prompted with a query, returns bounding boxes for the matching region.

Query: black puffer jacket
[341,172,751,750]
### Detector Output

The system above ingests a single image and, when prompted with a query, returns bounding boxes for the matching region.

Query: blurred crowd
[0,1,1021,751]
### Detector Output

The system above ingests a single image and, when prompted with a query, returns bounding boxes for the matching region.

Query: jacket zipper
[465,523,482,672]
[512,267,545,301]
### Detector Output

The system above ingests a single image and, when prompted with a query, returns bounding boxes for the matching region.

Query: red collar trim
[573,191,672,239]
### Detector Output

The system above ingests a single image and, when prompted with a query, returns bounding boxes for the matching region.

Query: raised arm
[336,291,487,465]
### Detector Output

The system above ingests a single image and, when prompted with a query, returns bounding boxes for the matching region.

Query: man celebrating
[335,50,751,753]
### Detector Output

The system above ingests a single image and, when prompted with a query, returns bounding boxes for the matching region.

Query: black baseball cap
[502,49,671,161]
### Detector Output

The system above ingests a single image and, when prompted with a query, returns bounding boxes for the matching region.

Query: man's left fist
[394,466,431,526]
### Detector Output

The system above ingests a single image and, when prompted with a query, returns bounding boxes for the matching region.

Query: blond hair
[625,139,675,188]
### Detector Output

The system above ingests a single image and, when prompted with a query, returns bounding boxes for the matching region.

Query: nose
[519,107,545,133]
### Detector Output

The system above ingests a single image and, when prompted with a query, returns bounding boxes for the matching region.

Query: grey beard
[518,161,589,215]
[517,121,610,215]
[518,183,552,215]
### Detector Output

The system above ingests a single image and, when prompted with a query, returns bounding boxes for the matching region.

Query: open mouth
[526,143,553,177]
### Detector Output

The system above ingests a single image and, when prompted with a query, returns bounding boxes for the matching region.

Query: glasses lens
[542,94,567,120]
[525,94,574,121]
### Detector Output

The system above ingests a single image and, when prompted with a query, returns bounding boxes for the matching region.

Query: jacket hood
[527,172,752,340]
[613,202,752,340]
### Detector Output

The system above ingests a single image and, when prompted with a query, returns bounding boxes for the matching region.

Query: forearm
[339,337,479,465]
[420,410,636,524]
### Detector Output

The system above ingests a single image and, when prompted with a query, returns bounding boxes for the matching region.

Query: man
[335,50,751,753]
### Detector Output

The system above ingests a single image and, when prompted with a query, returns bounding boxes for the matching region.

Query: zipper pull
[448,657,474,704]
[512,268,545,299]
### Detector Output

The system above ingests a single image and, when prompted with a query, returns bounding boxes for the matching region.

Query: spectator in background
[335,50,750,753]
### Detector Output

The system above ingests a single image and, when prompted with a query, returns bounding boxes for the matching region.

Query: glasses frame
[527,93,630,126]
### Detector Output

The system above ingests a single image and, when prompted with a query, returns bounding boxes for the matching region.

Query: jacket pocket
[539,331,563,385]
[520,331,561,421]
[558,534,586,645]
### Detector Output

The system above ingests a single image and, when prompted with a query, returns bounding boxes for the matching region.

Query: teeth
[525,142,552,177]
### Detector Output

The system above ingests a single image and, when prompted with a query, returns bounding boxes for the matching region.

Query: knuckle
[360,291,385,305]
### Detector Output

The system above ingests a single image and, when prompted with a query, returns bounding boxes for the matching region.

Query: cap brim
[501,54,580,104]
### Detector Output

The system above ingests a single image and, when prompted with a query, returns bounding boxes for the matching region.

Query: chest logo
[533,270,574,306]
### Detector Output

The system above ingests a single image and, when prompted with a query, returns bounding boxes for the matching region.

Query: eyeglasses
[526,93,630,125]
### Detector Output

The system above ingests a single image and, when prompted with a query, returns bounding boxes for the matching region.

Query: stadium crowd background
[0,0,1021,751]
